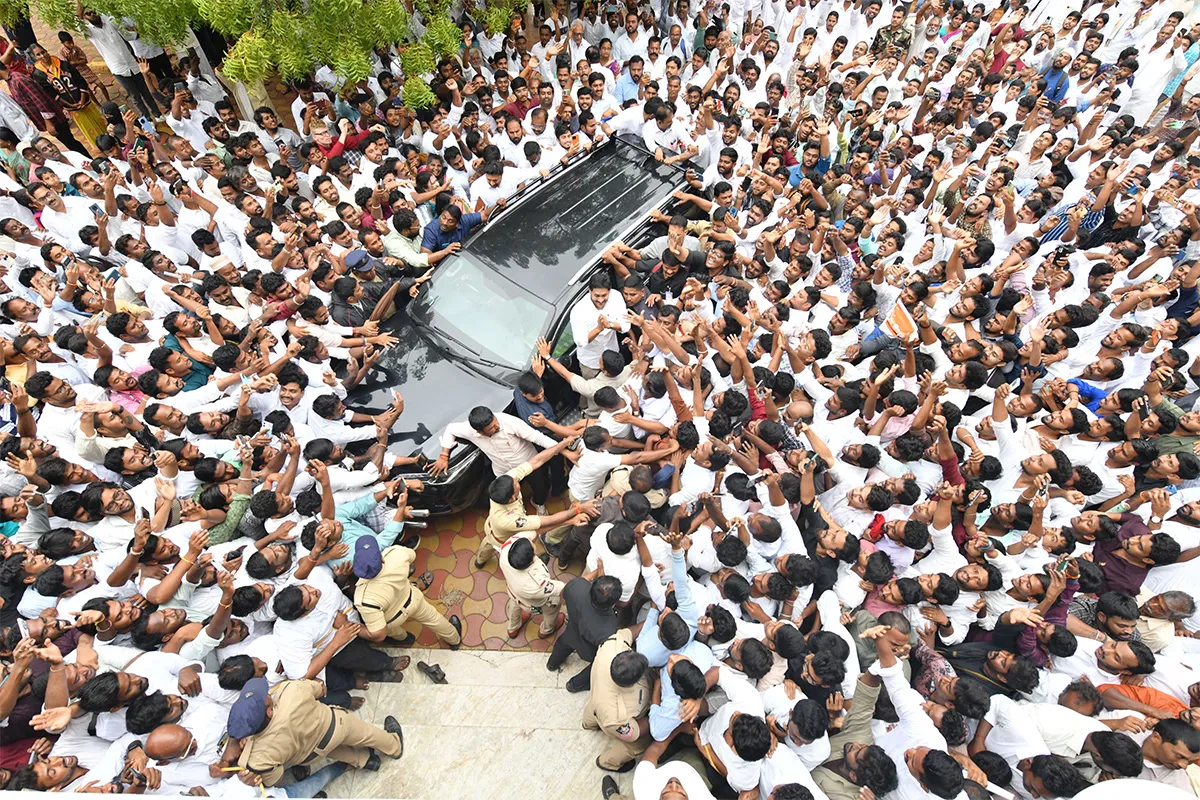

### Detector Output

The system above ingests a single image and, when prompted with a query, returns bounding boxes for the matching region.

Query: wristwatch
[1150,515,1163,525]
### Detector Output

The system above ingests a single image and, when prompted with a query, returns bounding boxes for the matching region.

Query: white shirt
[586,522,641,602]
[697,666,767,792]
[1022,702,1108,759]
[83,16,139,75]
[274,567,358,682]
[760,744,832,800]
[872,657,966,800]
[630,760,715,800]
[569,292,630,369]
[979,695,1052,781]
[439,412,557,475]
[567,448,624,500]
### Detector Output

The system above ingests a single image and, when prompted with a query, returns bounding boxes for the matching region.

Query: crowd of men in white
[4,0,1200,798]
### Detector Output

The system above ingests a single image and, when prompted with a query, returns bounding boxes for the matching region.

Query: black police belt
[297,709,340,766]
[360,590,414,625]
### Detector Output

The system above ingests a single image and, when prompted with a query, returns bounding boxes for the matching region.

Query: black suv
[346,135,686,513]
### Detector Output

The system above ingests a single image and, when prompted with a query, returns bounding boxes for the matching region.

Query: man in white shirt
[433,407,557,478]
[863,624,967,800]
[696,665,772,793]
[570,272,630,378]
[80,10,160,121]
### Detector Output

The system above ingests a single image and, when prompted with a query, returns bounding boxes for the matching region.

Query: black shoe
[565,671,589,693]
[290,765,310,782]
[539,533,562,558]
[448,615,462,650]
[314,793,327,798]
[596,757,636,774]
[363,749,381,772]
[384,715,403,757]
[601,775,619,799]
[382,632,417,647]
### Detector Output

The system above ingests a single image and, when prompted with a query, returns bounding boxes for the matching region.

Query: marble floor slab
[321,649,635,800]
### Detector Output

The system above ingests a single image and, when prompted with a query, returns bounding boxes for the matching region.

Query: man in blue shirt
[1041,51,1072,104]
[420,200,504,252]
[614,56,646,107]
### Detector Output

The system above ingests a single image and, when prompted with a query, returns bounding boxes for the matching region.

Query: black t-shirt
[560,577,618,660]
[646,266,687,299]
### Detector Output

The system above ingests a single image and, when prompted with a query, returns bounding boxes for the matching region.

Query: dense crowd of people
[2,0,1200,798]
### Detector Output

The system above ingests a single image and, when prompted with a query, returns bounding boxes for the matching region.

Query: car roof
[461,134,686,303]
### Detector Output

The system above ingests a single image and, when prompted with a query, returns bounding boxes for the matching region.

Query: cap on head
[354,535,382,579]
[344,249,374,272]
[227,677,269,739]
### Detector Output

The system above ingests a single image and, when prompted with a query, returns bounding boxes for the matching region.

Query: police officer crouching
[222,677,404,787]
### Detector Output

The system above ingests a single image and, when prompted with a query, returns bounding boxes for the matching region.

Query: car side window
[551,322,574,359]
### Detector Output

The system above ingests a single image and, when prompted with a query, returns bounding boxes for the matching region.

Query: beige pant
[582,697,649,770]
[544,492,585,545]
[311,708,403,769]
[386,589,461,645]
[474,530,504,567]
[506,580,564,635]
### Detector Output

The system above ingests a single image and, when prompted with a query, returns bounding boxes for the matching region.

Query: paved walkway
[323,648,635,800]
[401,495,582,651]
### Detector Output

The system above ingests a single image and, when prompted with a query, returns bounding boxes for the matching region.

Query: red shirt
[502,97,539,120]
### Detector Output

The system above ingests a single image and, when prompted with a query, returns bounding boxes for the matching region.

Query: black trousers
[548,637,592,686]
[144,53,175,89]
[702,759,738,799]
[322,638,393,707]
[526,456,564,506]
[113,72,161,119]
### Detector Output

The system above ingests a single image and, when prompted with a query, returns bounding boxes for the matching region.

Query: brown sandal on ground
[415,571,434,591]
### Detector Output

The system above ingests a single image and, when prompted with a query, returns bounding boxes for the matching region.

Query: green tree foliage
[13,0,457,106]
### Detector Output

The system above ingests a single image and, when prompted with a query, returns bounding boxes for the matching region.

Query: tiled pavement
[406,495,582,653]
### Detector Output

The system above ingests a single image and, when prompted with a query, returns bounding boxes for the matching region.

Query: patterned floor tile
[404,504,582,652]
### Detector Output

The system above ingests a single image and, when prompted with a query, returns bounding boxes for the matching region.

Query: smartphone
[89,203,102,217]
[1055,559,1070,573]
[174,81,187,93]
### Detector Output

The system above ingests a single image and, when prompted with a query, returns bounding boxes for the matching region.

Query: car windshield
[409,255,552,369]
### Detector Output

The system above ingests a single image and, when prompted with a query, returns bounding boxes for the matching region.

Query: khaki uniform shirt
[499,533,561,604]
[238,680,335,786]
[602,465,668,508]
[484,462,541,546]
[354,545,417,633]
[590,629,651,743]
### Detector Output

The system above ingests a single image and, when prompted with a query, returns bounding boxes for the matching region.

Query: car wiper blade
[409,314,514,372]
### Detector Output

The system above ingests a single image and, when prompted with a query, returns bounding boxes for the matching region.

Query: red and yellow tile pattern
[408,497,581,651]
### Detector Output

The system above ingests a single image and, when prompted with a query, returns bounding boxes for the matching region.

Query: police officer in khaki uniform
[474,436,596,568]
[223,677,403,787]
[585,628,652,772]
[498,532,567,638]
[352,536,463,648]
